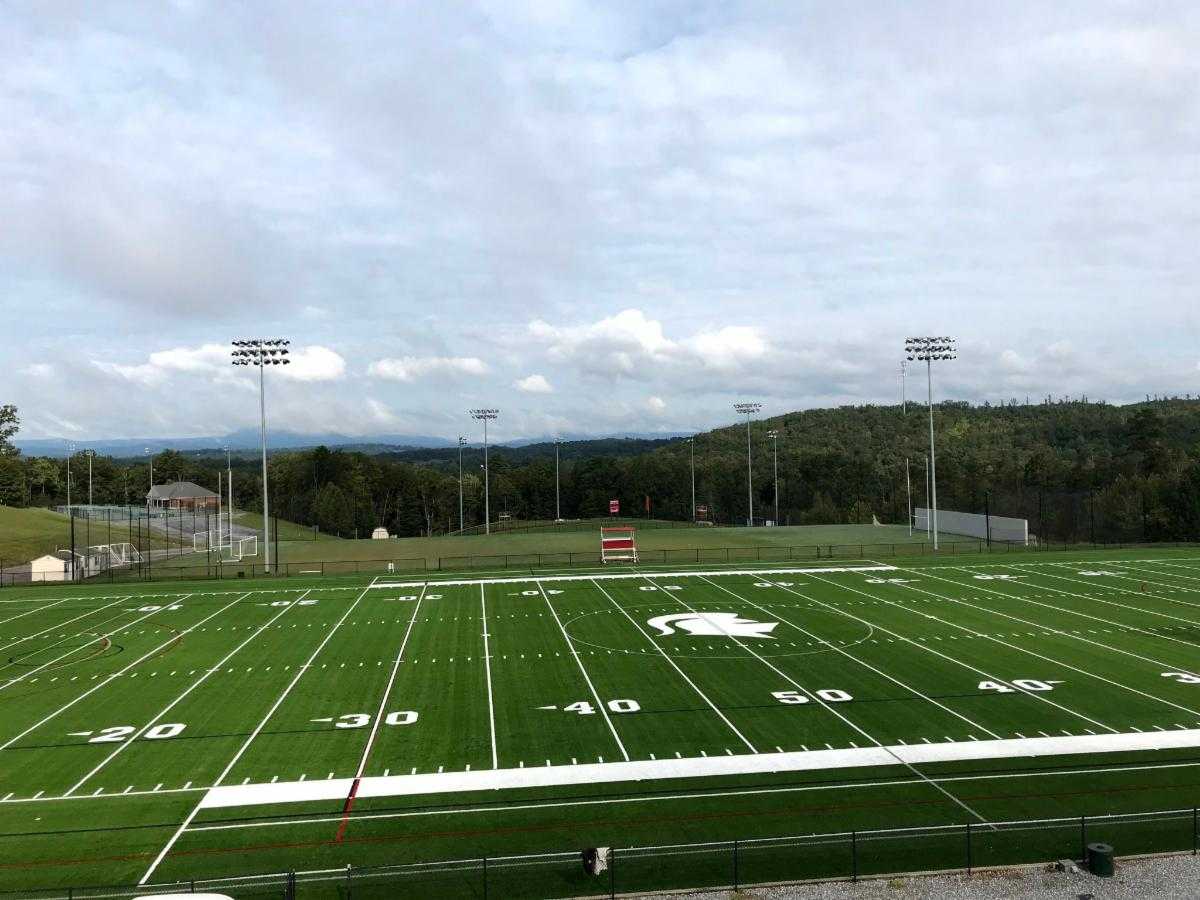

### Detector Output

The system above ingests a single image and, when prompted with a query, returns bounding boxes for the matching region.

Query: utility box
[1086,842,1114,877]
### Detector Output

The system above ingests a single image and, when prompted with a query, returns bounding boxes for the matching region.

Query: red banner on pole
[609,499,620,515]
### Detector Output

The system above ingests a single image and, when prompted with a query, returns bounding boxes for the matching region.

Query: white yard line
[999,564,1200,629]
[538,580,630,762]
[699,575,1002,739]
[0,593,235,751]
[370,565,895,590]
[0,596,70,628]
[350,585,427,781]
[63,589,313,797]
[644,574,990,825]
[195,726,1200,811]
[590,578,757,753]
[480,583,499,770]
[876,563,1200,718]
[788,572,1118,733]
[138,578,380,885]
[0,594,134,655]
[0,597,196,695]
[1110,562,1200,592]
[909,564,1200,682]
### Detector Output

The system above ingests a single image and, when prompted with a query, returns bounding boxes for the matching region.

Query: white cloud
[528,309,770,380]
[368,356,488,382]
[20,363,55,378]
[279,345,346,382]
[646,395,666,412]
[514,373,553,393]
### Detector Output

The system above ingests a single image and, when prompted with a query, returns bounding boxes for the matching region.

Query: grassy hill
[231,510,342,542]
[0,505,175,565]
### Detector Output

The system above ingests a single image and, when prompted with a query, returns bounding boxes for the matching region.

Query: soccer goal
[600,526,638,564]
[232,535,258,560]
[91,542,141,567]
[193,530,231,553]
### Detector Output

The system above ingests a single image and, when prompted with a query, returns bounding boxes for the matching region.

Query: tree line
[5,398,1200,543]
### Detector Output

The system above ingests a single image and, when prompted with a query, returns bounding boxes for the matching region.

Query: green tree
[0,405,17,456]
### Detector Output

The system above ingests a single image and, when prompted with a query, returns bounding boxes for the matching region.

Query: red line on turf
[335,777,361,843]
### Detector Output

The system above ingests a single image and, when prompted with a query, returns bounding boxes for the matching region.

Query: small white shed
[30,554,71,583]
[371,527,390,540]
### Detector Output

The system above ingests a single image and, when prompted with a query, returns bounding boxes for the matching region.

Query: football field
[5,550,1200,896]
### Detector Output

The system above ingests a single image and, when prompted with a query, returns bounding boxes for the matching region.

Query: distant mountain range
[14,429,690,458]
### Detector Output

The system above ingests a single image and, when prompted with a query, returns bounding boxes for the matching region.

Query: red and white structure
[600,526,638,563]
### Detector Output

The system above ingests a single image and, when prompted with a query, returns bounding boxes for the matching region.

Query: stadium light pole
[231,338,290,573]
[457,436,467,532]
[905,337,956,550]
[767,430,779,525]
[733,402,761,526]
[554,439,562,522]
[225,446,233,549]
[688,437,696,523]
[470,409,499,535]
[84,448,95,507]
[899,361,908,414]
[65,441,74,511]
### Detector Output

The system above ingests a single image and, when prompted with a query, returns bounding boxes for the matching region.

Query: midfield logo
[647,612,778,639]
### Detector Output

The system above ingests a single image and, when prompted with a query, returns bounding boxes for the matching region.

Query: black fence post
[851,830,858,882]
[482,855,488,899]
[733,839,739,890]
[1193,807,1197,855]
[609,846,616,899]
[1080,815,1087,863]
[966,822,972,875]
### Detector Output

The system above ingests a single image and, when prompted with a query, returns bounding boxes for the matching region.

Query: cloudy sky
[4,1,1199,443]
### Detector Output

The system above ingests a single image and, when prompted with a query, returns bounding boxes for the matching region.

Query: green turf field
[5,548,1200,896]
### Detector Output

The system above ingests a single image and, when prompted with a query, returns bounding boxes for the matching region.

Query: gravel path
[651,854,1200,899]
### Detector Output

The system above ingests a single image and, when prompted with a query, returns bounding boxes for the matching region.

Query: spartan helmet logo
[647,612,778,639]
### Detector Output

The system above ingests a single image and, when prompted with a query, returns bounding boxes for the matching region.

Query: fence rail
[3,538,1199,588]
[4,806,1197,898]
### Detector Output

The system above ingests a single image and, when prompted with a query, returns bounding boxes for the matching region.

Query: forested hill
[5,399,1200,543]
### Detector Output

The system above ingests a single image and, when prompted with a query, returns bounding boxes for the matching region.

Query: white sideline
[198,727,1200,810]
[367,565,896,589]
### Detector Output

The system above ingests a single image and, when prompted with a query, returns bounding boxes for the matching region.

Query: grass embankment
[231,511,341,542]
[0,505,176,565]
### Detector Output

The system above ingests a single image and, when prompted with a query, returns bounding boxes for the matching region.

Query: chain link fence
[5,538,1200,588]
[3,808,1197,898]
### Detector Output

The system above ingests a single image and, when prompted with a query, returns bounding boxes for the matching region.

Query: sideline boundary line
[197,726,1200,810]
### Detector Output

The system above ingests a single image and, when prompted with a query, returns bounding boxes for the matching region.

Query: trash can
[1086,842,1114,877]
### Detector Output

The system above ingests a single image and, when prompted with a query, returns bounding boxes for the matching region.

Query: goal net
[600,526,638,563]
[233,535,258,560]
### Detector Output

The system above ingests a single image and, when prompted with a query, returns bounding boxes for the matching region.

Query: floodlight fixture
[470,409,500,534]
[231,338,291,572]
[902,336,956,549]
[733,402,762,526]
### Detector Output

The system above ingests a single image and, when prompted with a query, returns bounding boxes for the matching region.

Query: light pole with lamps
[733,402,761,526]
[231,338,290,572]
[905,337,956,550]
[457,436,467,532]
[767,429,779,525]
[470,409,499,534]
